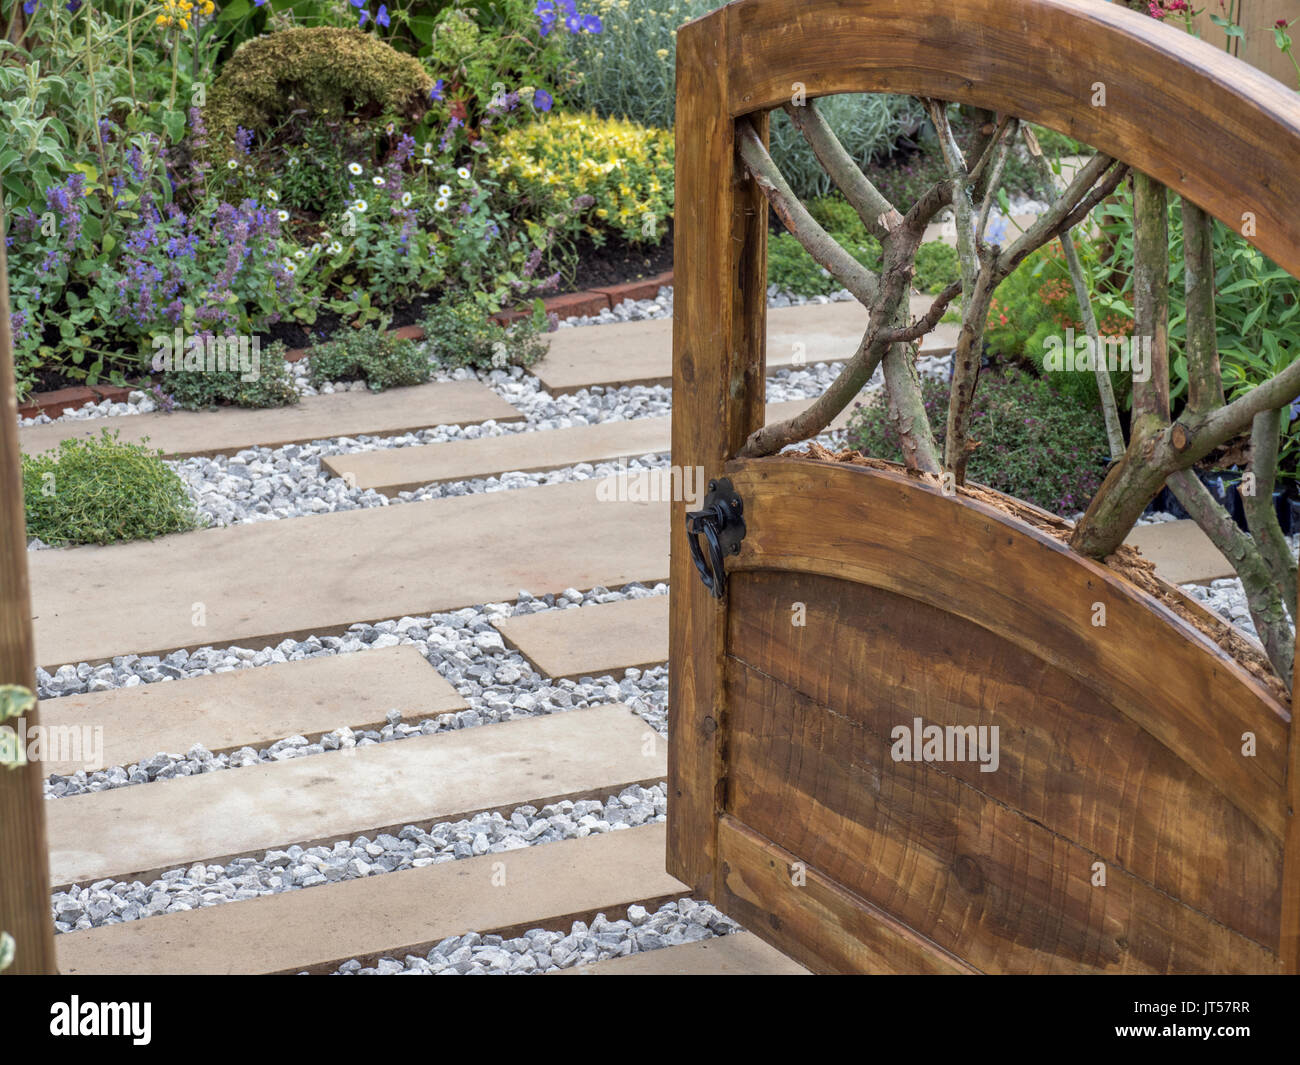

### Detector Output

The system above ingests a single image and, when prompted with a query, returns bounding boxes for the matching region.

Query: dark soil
[564,221,674,291]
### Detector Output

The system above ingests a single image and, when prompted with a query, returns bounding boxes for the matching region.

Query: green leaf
[0,684,34,725]
[219,0,251,20]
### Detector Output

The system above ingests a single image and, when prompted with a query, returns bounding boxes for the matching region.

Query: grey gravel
[330,896,742,975]
[49,784,668,933]
[39,583,670,799]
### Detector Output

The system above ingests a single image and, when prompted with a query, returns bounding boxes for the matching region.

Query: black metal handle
[684,478,746,599]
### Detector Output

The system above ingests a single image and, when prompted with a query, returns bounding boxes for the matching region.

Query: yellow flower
[656,49,669,60]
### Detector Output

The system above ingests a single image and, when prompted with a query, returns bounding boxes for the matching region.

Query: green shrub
[490,111,674,244]
[202,28,433,158]
[160,341,299,410]
[914,241,960,294]
[767,196,882,296]
[847,367,1109,516]
[306,327,431,391]
[421,296,550,370]
[23,431,200,546]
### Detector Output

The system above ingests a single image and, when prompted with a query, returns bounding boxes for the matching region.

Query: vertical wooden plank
[1191,1,1297,88]
[667,5,768,895]
[0,202,57,973]
[1284,574,1300,973]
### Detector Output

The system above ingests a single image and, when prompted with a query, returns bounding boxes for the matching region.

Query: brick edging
[15,271,674,417]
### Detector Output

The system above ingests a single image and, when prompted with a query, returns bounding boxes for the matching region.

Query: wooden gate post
[667,9,769,898]
[0,200,57,974]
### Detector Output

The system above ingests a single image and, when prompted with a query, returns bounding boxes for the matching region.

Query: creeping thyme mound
[23,430,201,546]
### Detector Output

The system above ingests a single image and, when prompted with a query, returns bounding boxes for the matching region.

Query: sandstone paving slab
[318,398,853,496]
[29,476,669,669]
[57,822,685,975]
[493,596,669,681]
[18,380,522,459]
[1124,519,1236,585]
[552,930,810,975]
[36,645,464,777]
[532,299,956,394]
[47,703,667,888]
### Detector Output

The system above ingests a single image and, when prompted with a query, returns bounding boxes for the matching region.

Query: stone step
[533,299,956,394]
[18,380,522,459]
[493,596,669,681]
[552,930,810,975]
[47,703,666,888]
[1124,518,1236,585]
[37,645,465,778]
[30,476,669,670]
[319,399,856,497]
[57,823,686,975]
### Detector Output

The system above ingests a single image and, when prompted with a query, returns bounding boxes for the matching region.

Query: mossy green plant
[202,27,433,156]
[306,325,431,391]
[22,431,201,546]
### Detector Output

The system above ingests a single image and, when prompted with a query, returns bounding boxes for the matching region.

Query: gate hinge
[685,478,746,599]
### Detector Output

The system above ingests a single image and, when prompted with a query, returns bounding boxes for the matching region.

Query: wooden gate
[669,0,1300,974]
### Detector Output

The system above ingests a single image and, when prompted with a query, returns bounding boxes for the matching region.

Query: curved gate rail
[669,0,1300,973]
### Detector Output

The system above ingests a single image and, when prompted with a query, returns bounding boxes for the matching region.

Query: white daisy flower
[244,164,255,177]
[401,191,412,206]
[372,176,385,187]
[327,241,344,255]
[438,184,452,198]
[288,156,299,167]
[310,243,322,254]
[282,260,297,275]
[351,199,368,213]
[265,189,280,203]
[226,159,239,170]
[434,197,449,212]
[420,157,434,166]
[294,249,307,260]
[277,209,289,222]
[347,162,363,176]
[457,167,471,180]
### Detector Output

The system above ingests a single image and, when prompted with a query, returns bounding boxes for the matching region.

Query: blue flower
[533,89,553,112]
[65,0,82,12]
[22,0,38,13]
[358,8,368,25]
[376,4,389,26]
[582,14,602,33]
[430,79,445,102]
[534,0,556,35]
[349,0,364,6]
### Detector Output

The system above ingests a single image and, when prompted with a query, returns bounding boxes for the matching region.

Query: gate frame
[668,0,1300,973]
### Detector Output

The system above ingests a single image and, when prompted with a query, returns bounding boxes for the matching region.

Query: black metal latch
[685,478,746,599]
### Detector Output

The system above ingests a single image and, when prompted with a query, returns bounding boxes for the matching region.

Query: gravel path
[331,897,742,975]
[50,784,669,934]
[39,582,670,799]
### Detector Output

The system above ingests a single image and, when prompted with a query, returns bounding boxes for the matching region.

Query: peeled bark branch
[1242,407,1297,622]
[1131,172,1170,422]
[1167,467,1294,685]
[738,324,887,457]
[1022,132,1125,460]
[995,153,1122,274]
[1182,199,1224,413]
[737,120,879,305]
[877,281,962,345]
[783,101,903,241]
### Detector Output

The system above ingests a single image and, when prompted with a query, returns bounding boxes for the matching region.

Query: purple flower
[349,0,363,6]
[22,1,38,14]
[376,4,389,27]
[430,79,445,102]
[358,8,368,25]
[582,13,602,33]
[65,0,82,12]
[533,89,553,113]
[534,0,556,36]
[234,126,254,155]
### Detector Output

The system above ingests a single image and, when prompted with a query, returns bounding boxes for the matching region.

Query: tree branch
[783,101,903,242]
[1181,198,1225,413]
[1242,407,1297,622]
[737,119,879,306]
[1167,466,1293,685]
